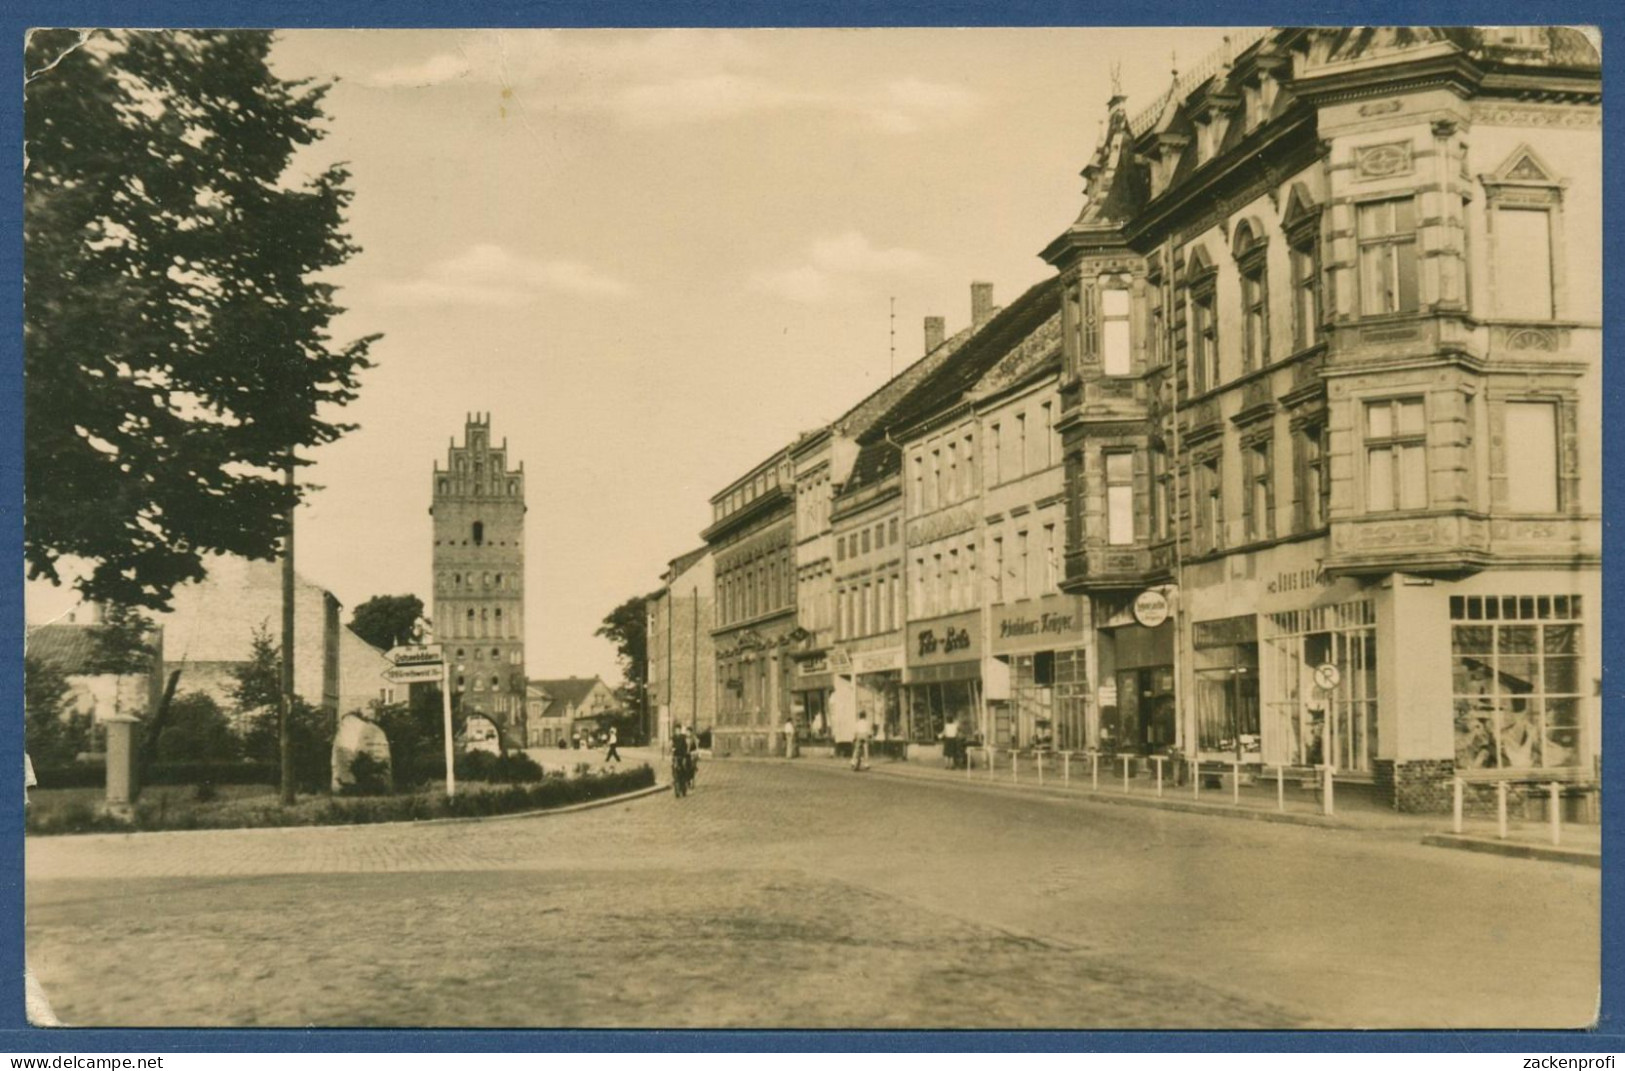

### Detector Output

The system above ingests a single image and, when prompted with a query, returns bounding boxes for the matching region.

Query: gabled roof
[26,624,102,676]
[664,545,710,583]
[528,677,603,708]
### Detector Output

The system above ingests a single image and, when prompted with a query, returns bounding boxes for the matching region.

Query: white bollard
[1323,765,1335,816]
[1012,750,1019,783]
[989,747,997,781]
[1091,751,1099,792]
[1063,752,1071,786]
[1549,782,1562,846]
[1452,777,1464,835]
[1037,751,1045,786]
[1121,754,1132,794]
[1153,755,1165,797]
[1496,780,1508,839]
[1276,765,1286,812]
[1193,759,1201,799]
[1232,761,1241,805]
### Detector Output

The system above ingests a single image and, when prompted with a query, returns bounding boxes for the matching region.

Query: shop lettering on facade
[917,627,972,658]
[998,611,1077,639]
[1267,566,1330,595]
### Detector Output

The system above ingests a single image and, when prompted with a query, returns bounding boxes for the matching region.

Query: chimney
[924,316,946,353]
[971,281,995,326]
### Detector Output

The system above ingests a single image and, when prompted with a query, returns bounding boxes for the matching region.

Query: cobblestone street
[26,759,1598,1029]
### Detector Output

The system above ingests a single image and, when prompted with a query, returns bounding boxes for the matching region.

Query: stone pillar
[103,714,140,818]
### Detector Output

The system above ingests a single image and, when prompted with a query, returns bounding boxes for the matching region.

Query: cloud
[357,32,981,134]
[374,244,632,307]
[364,51,474,89]
[750,231,930,305]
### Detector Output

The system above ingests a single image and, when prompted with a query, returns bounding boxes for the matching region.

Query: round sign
[1313,662,1342,691]
[1132,589,1170,629]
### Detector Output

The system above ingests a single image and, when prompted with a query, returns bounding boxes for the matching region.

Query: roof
[664,545,710,583]
[528,677,604,708]
[26,624,101,675]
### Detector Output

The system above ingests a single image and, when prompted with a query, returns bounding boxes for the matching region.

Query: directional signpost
[383,642,455,797]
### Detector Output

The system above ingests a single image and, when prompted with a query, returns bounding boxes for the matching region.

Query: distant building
[25,604,165,731]
[527,676,619,747]
[647,546,715,746]
[432,413,528,749]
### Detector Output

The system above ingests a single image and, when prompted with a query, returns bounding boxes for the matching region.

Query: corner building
[1045,28,1600,810]
[431,414,528,747]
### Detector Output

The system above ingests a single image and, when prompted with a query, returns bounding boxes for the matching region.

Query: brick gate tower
[431,413,528,745]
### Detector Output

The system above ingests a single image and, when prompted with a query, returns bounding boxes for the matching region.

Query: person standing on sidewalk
[604,725,622,765]
[783,716,798,760]
[941,716,962,769]
[851,712,872,771]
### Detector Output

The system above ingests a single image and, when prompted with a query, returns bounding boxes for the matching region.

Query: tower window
[473,521,484,545]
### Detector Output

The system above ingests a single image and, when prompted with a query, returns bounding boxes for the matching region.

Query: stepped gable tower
[431,413,528,744]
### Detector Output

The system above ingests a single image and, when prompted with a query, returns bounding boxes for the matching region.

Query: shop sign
[829,648,852,673]
[907,611,980,667]
[1132,589,1171,629]
[1193,614,1258,648]
[851,649,902,675]
[1266,565,1331,596]
[1098,683,1119,708]
[992,595,1085,655]
[798,653,829,675]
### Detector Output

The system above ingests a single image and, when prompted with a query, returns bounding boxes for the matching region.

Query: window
[889,517,899,545]
[1014,413,1027,478]
[913,559,925,616]
[1041,402,1055,467]
[1505,402,1560,513]
[1101,286,1132,375]
[1245,440,1274,541]
[1365,398,1427,511]
[1192,288,1218,393]
[1290,231,1322,351]
[874,523,885,549]
[1494,207,1555,320]
[947,442,959,503]
[876,577,888,632]
[1152,447,1172,541]
[912,455,924,513]
[989,424,1002,486]
[1263,600,1378,770]
[836,537,846,563]
[1016,530,1029,599]
[1043,524,1058,591]
[963,435,975,498]
[1357,197,1419,316]
[1197,456,1223,551]
[930,449,942,511]
[861,528,871,555]
[1297,422,1331,531]
[1451,595,1584,771]
[1106,452,1135,546]
[1236,224,1268,371]
[992,537,1005,603]
[472,521,484,545]
[947,550,960,611]
[1147,282,1165,368]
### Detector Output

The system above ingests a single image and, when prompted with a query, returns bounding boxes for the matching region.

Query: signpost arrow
[382,663,446,685]
[386,643,444,667]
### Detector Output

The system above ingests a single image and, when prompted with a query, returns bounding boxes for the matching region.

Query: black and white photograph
[19,24,1603,1032]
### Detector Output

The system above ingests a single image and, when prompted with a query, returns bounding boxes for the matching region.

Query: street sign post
[381,642,454,797]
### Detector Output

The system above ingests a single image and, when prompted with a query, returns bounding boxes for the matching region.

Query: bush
[35,760,281,791]
[340,752,393,796]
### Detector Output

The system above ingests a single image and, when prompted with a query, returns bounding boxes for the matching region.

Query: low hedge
[27,764,656,835]
[33,761,280,790]
[408,749,547,786]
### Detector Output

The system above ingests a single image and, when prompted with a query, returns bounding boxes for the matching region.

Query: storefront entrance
[1097,618,1173,755]
[1261,599,1378,773]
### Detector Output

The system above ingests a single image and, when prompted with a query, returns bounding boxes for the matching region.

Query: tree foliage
[231,623,282,715]
[348,594,424,652]
[24,29,378,610]
[596,592,652,718]
[24,654,94,767]
[85,603,156,677]
[152,691,241,764]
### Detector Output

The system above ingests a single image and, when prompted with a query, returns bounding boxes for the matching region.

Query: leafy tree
[84,603,157,721]
[596,593,652,719]
[24,654,93,767]
[153,692,241,764]
[234,623,333,789]
[231,623,281,718]
[348,594,425,652]
[372,687,464,792]
[24,29,378,611]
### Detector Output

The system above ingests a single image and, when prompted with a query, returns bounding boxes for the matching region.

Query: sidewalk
[781,751,1602,863]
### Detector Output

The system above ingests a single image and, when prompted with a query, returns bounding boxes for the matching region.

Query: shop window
[1505,401,1560,513]
[907,680,981,746]
[1357,197,1419,316]
[1101,285,1132,376]
[1262,600,1378,771]
[1053,649,1089,751]
[1106,452,1135,546]
[1365,397,1427,511]
[1451,595,1583,771]
[1244,440,1274,541]
[1195,640,1260,761]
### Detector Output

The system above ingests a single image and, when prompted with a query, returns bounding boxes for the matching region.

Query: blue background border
[1,0,1618,1053]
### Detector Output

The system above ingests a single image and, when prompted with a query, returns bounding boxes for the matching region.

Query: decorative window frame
[1479,143,1568,323]
[1233,219,1270,373]
[1184,246,1220,395]
[1280,182,1326,353]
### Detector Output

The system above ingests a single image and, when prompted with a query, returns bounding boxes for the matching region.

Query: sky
[27,26,1244,682]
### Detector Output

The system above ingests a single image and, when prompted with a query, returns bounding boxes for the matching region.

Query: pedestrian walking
[670,726,693,797]
[604,725,622,765]
[851,712,872,772]
[783,716,798,760]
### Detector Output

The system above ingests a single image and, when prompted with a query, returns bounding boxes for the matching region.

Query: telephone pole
[279,456,296,806]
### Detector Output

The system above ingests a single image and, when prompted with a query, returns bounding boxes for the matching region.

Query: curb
[1420,833,1601,868]
[25,778,667,842]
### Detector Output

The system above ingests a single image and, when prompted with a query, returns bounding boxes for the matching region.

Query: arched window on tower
[473,521,484,545]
